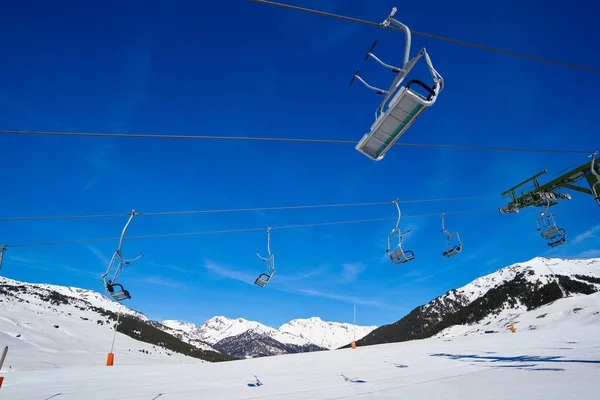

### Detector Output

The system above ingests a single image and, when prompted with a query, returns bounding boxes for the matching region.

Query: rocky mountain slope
[349,257,600,348]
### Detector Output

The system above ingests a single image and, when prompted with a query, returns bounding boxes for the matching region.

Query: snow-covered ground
[4,291,599,399]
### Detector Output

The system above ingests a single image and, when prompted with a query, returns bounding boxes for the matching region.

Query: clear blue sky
[1,0,599,328]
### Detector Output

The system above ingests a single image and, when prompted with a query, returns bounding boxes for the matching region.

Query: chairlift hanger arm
[380,7,411,68]
[117,210,137,255]
[440,213,450,236]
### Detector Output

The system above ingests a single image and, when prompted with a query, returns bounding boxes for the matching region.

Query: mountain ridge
[347,257,600,348]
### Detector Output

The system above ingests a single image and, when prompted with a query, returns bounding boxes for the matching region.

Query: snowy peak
[192,316,275,345]
[427,257,600,315]
[161,320,198,334]
[279,317,377,349]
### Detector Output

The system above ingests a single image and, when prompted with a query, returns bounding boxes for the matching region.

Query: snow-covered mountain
[0,277,230,370]
[162,315,377,356]
[161,319,197,334]
[355,257,600,347]
[279,317,377,350]
[212,330,326,358]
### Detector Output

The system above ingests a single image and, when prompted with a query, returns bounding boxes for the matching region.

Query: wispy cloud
[82,144,114,192]
[135,276,187,289]
[485,258,498,266]
[164,264,192,274]
[5,255,52,271]
[144,260,193,275]
[572,225,600,245]
[84,244,110,268]
[203,260,255,285]
[5,254,98,278]
[275,265,329,284]
[61,265,100,279]
[340,262,367,283]
[294,288,380,307]
[575,249,600,258]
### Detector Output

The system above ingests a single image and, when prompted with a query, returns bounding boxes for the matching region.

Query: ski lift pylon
[440,213,462,258]
[386,199,415,264]
[100,210,144,301]
[590,151,600,206]
[350,7,444,161]
[0,245,6,271]
[536,200,566,247]
[255,227,275,287]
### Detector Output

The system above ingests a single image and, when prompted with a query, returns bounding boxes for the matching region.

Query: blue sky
[1,0,599,328]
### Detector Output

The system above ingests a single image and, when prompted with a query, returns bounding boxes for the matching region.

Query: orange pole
[106,352,114,366]
[351,341,356,349]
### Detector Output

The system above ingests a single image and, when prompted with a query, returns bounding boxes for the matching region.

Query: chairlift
[350,7,444,161]
[100,210,144,301]
[386,199,414,264]
[255,227,275,287]
[590,152,600,206]
[440,213,462,258]
[535,200,566,247]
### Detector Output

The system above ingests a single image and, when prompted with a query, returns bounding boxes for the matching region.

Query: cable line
[250,0,600,74]
[3,208,494,248]
[0,130,592,154]
[0,195,499,222]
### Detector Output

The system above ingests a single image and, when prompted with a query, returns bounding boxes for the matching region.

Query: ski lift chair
[350,7,444,161]
[536,201,566,247]
[443,245,462,258]
[441,213,463,258]
[100,210,143,301]
[107,281,131,301]
[254,271,275,288]
[387,199,415,264]
[255,228,276,287]
[388,246,415,264]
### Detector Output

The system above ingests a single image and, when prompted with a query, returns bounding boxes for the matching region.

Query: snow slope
[0,279,202,371]
[4,291,600,399]
[436,286,600,339]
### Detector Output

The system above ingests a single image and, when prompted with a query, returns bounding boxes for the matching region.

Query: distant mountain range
[161,315,377,358]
